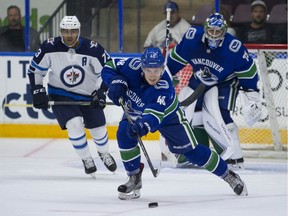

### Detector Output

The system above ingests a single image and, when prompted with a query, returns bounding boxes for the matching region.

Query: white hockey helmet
[59,16,81,47]
[59,16,81,30]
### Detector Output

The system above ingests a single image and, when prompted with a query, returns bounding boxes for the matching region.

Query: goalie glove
[239,90,262,126]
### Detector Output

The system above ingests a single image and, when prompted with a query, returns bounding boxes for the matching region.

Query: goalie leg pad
[178,86,197,123]
[202,87,234,160]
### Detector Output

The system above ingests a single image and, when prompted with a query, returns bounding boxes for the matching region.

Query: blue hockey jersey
[167,26,259,91]
[102,58,181,133]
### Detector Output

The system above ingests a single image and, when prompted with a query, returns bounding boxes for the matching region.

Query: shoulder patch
[90,40,98,48]
[185,27,197,40]
[229,39,241,53]
[128,58,141,70]
[47,37,55,45]
[155,80,169,89]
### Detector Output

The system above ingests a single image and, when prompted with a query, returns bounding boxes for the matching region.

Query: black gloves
[31,85,49,109]
[90,89,106,109]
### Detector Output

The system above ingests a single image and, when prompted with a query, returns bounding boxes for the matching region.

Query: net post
[258,50,283,151]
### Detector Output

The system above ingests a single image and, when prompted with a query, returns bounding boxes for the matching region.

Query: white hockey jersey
[28,36,110,100]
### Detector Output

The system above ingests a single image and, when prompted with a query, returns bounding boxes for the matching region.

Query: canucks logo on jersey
[195,67,218,86]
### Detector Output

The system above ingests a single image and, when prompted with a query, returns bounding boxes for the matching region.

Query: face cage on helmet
[204,24,227,41]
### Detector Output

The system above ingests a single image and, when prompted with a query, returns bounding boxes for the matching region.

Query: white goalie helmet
[204,13,227,50]
[59,16,81,30]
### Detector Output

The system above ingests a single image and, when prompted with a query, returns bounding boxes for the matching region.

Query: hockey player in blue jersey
[166,13,262,170]
[27,16,117,177]
[101,47,248,200]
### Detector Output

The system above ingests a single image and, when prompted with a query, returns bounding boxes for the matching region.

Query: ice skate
[226,158,245,171]
[118,163,144,200]
[223,170,248,196]
[98,152,117,172]
[82,157,97,178]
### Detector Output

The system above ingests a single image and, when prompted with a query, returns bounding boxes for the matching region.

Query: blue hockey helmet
[204,13,227,50]
[141,47,165,68]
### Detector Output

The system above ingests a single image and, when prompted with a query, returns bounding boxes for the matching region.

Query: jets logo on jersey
[195,67,218,86]
[60,65,85,87]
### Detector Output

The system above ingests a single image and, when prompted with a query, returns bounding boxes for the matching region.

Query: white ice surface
[0,138,287,216]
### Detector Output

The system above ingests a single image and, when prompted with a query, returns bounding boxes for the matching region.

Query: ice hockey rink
[0,138,287,216]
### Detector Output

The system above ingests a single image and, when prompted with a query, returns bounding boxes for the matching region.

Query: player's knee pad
[66,116,85,138]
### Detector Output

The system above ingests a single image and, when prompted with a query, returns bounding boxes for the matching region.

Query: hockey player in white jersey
[28,16,117,177]
[101,47,248,200]
[166,13,262,170]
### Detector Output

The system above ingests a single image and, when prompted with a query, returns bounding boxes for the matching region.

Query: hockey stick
[179,83,206,106]
[119,97,159,178]
[3,101,114,107]
[164,1,172,61]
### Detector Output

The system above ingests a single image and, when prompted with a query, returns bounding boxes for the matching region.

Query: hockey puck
[148,202,158,208]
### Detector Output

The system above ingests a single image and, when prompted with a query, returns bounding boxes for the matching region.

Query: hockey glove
[31,85,49,110]
[126,119,149,140]
[107,75,128,106]
[90,89,106,109]
[239,90,262,126]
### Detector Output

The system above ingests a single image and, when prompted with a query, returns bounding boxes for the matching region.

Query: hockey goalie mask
[204,13,227,50]
[141,47,165,86]
[60,16,81,47]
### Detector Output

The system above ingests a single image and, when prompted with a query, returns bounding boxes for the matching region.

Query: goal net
[174,44,287,153]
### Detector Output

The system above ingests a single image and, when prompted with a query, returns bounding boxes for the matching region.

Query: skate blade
[240,182,248,196]
[228,163,246,171]
[118,189,140,200]
[90,173,96,179]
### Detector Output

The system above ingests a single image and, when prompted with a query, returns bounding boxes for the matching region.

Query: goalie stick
[3,101,114,107]
[119,97,160,178]
[179,83,206,106]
